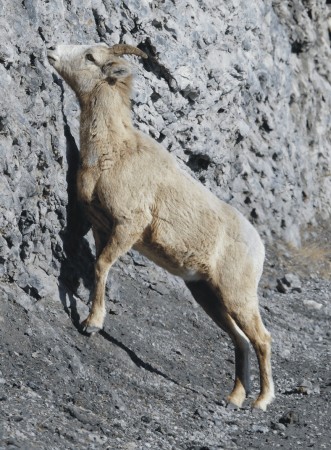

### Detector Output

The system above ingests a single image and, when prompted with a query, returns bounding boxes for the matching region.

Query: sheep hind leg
[185,280,251,408]
[92,225,108,259]
[226,315,251,407]
[82,223,142,334]
[230,307,274,411]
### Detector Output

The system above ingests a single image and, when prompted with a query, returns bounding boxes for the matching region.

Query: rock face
[0,1,331,448]
[1,0,331,296]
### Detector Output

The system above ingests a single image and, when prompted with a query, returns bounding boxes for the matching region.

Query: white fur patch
[231,319,251,391]
[50,43,107,61]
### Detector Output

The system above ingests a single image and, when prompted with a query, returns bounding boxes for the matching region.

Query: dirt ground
[0,241,330,450]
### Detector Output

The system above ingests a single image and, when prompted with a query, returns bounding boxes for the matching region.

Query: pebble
[5,439,20,448]
[303,300,323,310]
[279,411,300,426]
[24,327,33,336]
[276,273,302,293]
[271,422,286,432]
[252,424,269,433]
[27,381,40,391]
[141,415,152,423]
[296,379,313,394]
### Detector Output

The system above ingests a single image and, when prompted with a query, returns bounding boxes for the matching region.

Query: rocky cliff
[1,0,330,301]
[0,1,331,449]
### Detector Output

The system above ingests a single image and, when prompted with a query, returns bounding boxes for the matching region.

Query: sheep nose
[48,45,56,51]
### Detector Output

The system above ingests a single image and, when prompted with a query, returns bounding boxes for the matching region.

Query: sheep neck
[79,81,134,168]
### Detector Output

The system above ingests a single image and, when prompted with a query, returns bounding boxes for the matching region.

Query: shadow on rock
[99,328,194,391]
[55,79,95,331]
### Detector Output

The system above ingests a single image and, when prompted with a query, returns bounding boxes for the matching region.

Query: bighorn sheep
[47,43,274,411]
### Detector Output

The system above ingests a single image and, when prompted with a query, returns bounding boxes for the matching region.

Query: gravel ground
[0,247,330,450]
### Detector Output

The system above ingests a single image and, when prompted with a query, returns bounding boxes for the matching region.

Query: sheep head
[47,43,147,97]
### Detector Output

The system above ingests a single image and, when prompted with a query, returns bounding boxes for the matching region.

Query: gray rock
[252,424,269,433]
[277,273,302,293]
[279,411,300,426]
[303,300,323,310]
[271,422,286,432]
[1,1,331,304]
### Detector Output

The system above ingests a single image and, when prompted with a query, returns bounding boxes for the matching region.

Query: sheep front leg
[82,223,142,334]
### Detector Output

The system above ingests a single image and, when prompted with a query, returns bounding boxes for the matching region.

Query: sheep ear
[103,62,132,80]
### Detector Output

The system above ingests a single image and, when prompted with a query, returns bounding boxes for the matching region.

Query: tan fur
[47,43,274,410]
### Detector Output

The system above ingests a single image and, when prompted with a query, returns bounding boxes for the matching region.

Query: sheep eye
[86,53,95,62]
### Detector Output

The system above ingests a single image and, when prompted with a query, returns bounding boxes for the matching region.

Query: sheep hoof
[81,317,103,335]
[226,391,245,410]
[82,324,101,335]
[226,401,240,411]
[251,399,268,412]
